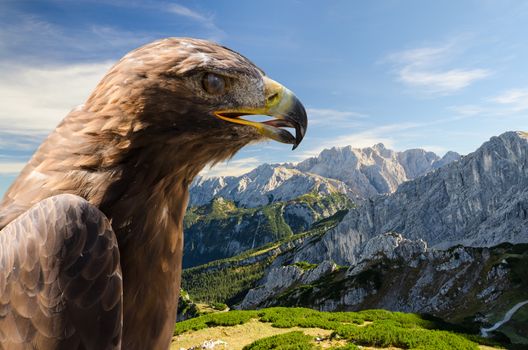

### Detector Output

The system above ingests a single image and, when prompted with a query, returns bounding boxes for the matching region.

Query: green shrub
[243,331,315,350]
[333,321,479,350]
[211,302,228,311]
[258,307,343,329]
[330,344,359,350]
[293,261,318,270]
[174,310,258,335]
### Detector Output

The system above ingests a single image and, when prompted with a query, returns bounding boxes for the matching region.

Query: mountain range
[184,140,461,267]
[190,142,461,206]
[182,131,528,345]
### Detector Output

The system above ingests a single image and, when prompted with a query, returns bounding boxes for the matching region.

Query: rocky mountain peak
[190,164,349,208]
[190,143,461,207]
[294,143,458,198]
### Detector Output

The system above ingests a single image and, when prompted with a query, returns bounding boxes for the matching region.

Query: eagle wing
[0,194,122,349]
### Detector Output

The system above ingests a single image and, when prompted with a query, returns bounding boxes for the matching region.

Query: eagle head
[86,38,307,171]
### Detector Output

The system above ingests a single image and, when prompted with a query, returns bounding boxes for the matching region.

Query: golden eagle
[0,38,307,349]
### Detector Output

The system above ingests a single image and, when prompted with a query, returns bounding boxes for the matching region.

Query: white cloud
[449,88,528,119]
[491,88,528,111]
[387,41,491,95]
[0,61,112,133]
[89,25,156,48]
[307,108,366,126]
[0,13,155,63]
[167,4,210,22]
[165,3,225,41]
[399,67,490,93]
[199,157,262,177]
[0,162,26,175]
[448,104,486,116]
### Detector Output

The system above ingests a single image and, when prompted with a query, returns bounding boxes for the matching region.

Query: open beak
[214,77,307,150]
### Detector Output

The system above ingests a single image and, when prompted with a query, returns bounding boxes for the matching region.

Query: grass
[173,307,503,350]
[171,319,335,350]
[242,331,315,350]
[293,261,319,270]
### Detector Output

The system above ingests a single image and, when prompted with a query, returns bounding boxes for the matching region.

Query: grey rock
[240,132,528,311]
[190,164,349,208]
[294,131,528,267]
[238,260,337,309]
[190,144,460,207]
[295,144,459,199]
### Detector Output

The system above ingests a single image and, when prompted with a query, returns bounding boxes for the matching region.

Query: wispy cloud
[0,61,110,173]
[296,109,482,160]
[387,40,491,95]
[490,88,528,111]
[296,122,417,159]
[449,87,528,119]
[307,108,366,126]
[0,13,155,63]
[399,68,490,94]
[165,3,225,41]
[0,61,112,133]
[167,3,210,22]
[448,104,487,116]
[199,157,262,177]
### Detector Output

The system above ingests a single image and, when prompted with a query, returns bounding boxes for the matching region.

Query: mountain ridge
[190,143,462,207]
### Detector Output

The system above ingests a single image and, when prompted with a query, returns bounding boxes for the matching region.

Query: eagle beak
[214,77,308,150]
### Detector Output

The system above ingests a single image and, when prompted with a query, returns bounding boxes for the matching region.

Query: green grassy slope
[173,307,505,350]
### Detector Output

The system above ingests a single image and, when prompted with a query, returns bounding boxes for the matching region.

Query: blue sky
[1,0,528,197]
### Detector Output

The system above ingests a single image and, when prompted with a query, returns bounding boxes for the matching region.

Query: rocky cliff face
[289,131,528,267]
[239,240,528,338]
[190,164,350,208]
[185,143,459,267]
[294,144,460,198]
[182,132,528,344]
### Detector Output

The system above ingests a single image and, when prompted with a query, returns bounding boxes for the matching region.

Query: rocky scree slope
[239,238,528,344]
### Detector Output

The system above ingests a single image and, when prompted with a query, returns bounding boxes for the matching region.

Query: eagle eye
[202,73,226,95]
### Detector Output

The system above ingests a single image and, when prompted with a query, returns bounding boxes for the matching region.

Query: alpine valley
[179,131,528,347]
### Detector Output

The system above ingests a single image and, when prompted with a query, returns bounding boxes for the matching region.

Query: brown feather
[0,195,122,349]
[0,38,270,349]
